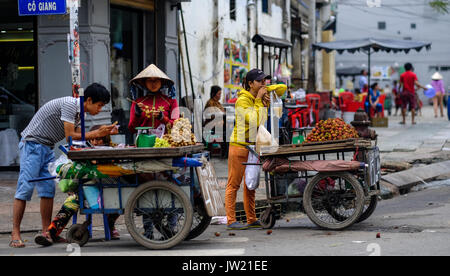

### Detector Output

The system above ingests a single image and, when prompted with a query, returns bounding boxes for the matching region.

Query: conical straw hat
[130,64,174,87]
[431,72,443,80]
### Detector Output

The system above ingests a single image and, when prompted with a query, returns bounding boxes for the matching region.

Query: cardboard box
[371,117,388,128]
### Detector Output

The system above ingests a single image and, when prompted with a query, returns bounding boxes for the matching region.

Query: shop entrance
[0,0,37,168]
[110,4,155,145]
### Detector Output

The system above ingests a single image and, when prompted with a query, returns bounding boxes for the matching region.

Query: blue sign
[18,0,67,16]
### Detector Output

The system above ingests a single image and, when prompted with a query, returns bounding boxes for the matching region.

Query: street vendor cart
[61,144,213,250]
[258,138,381,230]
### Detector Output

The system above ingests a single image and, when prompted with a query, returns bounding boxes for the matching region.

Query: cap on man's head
[245,69,271,82]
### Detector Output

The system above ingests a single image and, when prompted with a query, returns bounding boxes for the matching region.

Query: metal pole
[368,50,371,92]
[69,0,85,143]
[178,3,196,102]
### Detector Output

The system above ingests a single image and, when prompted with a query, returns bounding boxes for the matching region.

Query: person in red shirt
[399,63,426,125]
[128,64,179,135]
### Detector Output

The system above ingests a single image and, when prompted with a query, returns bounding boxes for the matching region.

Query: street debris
[376,233,381,238]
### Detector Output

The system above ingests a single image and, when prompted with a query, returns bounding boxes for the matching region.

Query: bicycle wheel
[66,224,89,247]
[303,172,365,230]
[185,197,211,241]
[357,195,378,223]
[124,181,193,250]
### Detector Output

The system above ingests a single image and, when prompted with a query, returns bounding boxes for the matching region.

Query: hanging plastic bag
[272,93,283,118]
[148,124,165,138]
[245,145,260,191]
[256,125,279,154]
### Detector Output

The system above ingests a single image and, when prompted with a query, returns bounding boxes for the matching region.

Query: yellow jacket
[230,84,287,147]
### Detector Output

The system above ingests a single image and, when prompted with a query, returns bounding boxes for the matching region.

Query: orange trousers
[225,145,256,225]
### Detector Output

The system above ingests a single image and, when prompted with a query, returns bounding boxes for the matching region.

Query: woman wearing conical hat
[128,64,179,134]
[430,72,445,118]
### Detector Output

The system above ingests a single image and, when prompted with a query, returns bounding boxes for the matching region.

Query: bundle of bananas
[154,138,171,148]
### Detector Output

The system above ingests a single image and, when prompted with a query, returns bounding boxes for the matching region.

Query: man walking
[10,83,117,248]
[399,63,426,125]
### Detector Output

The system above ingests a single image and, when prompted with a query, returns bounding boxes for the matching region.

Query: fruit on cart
[154,138,171,148]
[163,118,197,147]
[305,118,359,143]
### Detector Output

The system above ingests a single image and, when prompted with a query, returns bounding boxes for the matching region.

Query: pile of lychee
[305,118,359,143]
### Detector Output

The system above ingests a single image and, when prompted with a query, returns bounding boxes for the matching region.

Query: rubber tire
[260,207,277,229]
[124,181,193,250]
[357,195,378,223]
[185,198,212,241]
[66,224,90,247]
[303,172,365,230]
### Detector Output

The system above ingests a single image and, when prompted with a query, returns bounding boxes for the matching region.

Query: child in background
[384,84,393,116]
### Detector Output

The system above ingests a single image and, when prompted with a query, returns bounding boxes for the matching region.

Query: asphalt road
[1,184,450,256]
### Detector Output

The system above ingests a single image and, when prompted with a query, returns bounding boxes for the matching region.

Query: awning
[336,66,364,77]
[252,34,293,48]
[313,38,431,54]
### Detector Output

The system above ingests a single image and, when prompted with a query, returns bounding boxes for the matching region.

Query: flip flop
[9,239,25,248]
[34,233,53,247]
[399,122,405,125]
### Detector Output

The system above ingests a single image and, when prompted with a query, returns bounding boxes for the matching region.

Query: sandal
[9,239,25,248]
[34,233,53,247]
[111,229,120,240]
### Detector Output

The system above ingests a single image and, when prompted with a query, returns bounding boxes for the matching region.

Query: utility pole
[307,0,316,93]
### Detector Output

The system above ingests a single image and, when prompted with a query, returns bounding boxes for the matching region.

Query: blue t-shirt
[368,89,380,103]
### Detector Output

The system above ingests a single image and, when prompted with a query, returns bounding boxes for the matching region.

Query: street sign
[18,0,67,16]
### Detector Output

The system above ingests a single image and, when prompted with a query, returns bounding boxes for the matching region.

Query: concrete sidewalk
[0,106,448,234]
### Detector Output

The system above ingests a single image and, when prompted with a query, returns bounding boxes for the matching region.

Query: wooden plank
[196,161,226,217]
[68,144,204,160]
[261,138,372,157]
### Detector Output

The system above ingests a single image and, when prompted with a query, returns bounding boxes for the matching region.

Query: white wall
[181,0,288,106]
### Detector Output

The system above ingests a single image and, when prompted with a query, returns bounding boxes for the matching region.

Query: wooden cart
[258,139,381,230]
[64,145,221,250]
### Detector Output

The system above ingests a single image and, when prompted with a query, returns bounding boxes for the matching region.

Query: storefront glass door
[0,1,37,168]
[110,5,144,144]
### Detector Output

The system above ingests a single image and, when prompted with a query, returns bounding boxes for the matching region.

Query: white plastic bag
[256,125,279,154]
[245,145,261,191]
[148,124,165,138]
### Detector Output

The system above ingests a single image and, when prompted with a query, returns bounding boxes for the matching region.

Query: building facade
[334,0,450,98]
[0,0,184,168]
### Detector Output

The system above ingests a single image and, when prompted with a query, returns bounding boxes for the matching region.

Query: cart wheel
[185,198,212,241]
[303,172,365,230]
[66,224,89,247]
[357,195,378,223]
[124,181,193,250]
[260,207,276,229]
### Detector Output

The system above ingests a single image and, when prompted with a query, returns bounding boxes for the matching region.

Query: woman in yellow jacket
[226,69,286,230]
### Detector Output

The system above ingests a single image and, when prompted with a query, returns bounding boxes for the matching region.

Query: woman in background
[431,72,445,118]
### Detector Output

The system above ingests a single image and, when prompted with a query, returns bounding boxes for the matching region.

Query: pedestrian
[384,84,393,116]
[430,72,446,118]
[359,70,369,93]
[392,80,402,116]
[398,63,426,125]
[225,69,286,230]
[10,83,117,248]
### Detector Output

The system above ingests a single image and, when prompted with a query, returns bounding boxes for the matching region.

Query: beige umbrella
[130,64,174,87]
